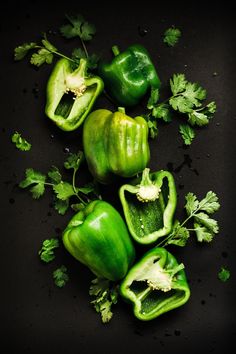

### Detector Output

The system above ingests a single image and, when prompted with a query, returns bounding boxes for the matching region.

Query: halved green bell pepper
[120,247,190,321]
[119,168,177,244]
[62,200,135,281]
[98,44,161,107]
[45,58,104,131]
[83,107,150,184]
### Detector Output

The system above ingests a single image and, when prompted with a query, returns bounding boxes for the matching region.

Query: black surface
[1,1,236,353]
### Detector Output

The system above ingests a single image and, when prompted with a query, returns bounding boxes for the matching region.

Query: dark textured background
[1,1,235,353]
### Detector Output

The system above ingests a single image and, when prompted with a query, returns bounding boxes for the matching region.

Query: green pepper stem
[136,168,161,203]
[118,107,126,114]
[112,45,120,56]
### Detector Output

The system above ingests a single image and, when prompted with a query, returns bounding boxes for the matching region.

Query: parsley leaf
[54,198,70,215]
[30,48,54,66]
[188,101,217,127]
[194,222,214,242]
[60,14,96,41]
[89,278,119,323]
[11,131,31,151]
[185,192,199,215]
[163,27,181,47]
[218,267,230,282]
[166,221,190,247]
[179,124,195,145]
[19,168,46,199]
[38,238,59,263]
[170,73,187,95]
[152,103,172,122]
[53,265,69,288]
[47,166,62,184]
[198,191,220,214]
[14,42,37,60]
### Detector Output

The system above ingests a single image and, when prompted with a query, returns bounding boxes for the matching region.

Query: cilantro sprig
[157,191,220,247]
[19,151,100,215]
[14,14,99,70]
[145,73,217,144]
[218,267,230,282]
[89,278,119,323]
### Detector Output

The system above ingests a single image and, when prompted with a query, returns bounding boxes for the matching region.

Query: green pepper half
[45,58,104,131]
[119,168,177,244]
[120,247,190,321]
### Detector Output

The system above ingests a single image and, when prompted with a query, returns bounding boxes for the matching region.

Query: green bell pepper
[120,247,190,321]
[98,44,161,107]
[119,168,177,244]
[62,200,135,281]
[83,107,150,184]
[45,58,104,131]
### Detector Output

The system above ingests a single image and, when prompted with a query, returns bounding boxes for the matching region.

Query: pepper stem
[136,168,161,203]
[112,45,120,56]
[118,107,126,114]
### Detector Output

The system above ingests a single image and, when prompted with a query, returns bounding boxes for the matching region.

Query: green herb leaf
[218,267,230,282]
[194,222,214,242]
[19,168,46,199]
[152,103,172,122]
[14,42,37,60]
[53,265,69,288]
[170,73,187,95]
[47,166,62,184]
[54,198,70,215]
[41,37,57,52]
[30,48,54,66]
[64,151,84,171]
[185,192,199,216]
[70,203,85,211]
[89,278,119,323]
[198,191,220,214]
[53,182,75,201]
[188,101,217,127]
[11,131,31,151]
[147,87,160,110]
[60,14,96,41]
[179,124,195,145]
[163,27,181,47]
[167,221,190,247]
[38,238,59,263]
[194,212,219,234]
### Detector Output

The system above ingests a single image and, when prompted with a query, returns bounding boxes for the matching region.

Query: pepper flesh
[119,169,177,244]
[62,200,135,281]
[83,108,150,184]
[45,58,104,131]
[120,247,190,321]
[98,44,161,107]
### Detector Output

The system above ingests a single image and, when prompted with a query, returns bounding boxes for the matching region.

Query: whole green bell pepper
[120,247,190,321]
[119,168,177,244]
[62,200,135,281]
[45,58,104,131]
[98,44,161,107]
[83,107,150,184]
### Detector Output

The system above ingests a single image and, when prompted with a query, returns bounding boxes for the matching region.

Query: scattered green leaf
[53,265,69,288]
[179,124,195,145]
[38,238,59,263]
[19,168,46,199]
[60,14,96,41]
[218,267,230,282]
[163,27,181,47]
[11,131,32,151]
[14,42,37,60]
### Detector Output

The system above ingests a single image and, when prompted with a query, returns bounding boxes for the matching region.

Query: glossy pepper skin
[45,58,104,131]
[119,168,177,244]
[83,108,150,184]
[120,247,190,321]
[98,44,161,107]
[62,200,135,281]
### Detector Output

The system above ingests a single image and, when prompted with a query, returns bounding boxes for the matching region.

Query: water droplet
[201,300,206,305]
[22,88,27,94]
[179,184,184,190]
[47,211,52,217]
[167,162,174,172]
[138,26,148,36]
[221,251,228,258]
[63,147,70,153]
[55,227,62,234]
[9,198,15,204]
[50,134,54,139]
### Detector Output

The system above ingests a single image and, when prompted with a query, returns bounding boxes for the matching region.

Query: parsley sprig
[38,238,59,263]
[163,26,181,47]
[53,265,69,288]
[157,191,220,247]
[11,131,32,151]
[145,73,217,144]
[89,278,119,323]
[19,151,100,215]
